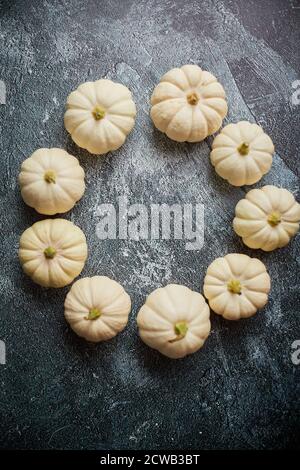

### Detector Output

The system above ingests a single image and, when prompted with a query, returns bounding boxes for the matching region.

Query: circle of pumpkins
[18,64,300,359]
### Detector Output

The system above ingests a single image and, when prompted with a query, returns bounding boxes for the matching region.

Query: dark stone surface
[0,0,299,450]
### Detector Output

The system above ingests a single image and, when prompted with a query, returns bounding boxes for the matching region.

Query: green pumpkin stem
[267,212,281,227]
[86,308,101,320]
[169,321,188,343]
[92,106,105,120]
[237,142,250,156]
[44,246,56,259]
[227,279,242,294]
[44,170,56,184]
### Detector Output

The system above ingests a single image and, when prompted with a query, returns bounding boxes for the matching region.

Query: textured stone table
[0,0,299,450]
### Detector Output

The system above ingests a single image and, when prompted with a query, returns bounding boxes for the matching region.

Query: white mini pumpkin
[203,253,271,320]
[210,121,274,186]
[233,185,300,251]
[137,284,211,359]
[19,148,85,215]
[150,64,227,142]
[64,79,136,154]
[19,219,88,288]
[64,276,131,342]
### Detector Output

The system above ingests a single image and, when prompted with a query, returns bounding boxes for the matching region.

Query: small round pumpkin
[150,64,227,142]
[137,284,211,359]
[64,79,136,155]
[210,121,274,186]
[19,219,87,288]
[233,185,300,251]
[64,276,131,342]
[203,253,271,320]
[19,148,85,215]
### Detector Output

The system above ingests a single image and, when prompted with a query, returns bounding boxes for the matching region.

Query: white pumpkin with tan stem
[137,284,211,359]
[203,253,271,320]
[233,185,300,251]
[150,64,227,142]
[19,219,87,288]
[64,276,131,342]
[210,121,274,186]
[64,79,136,154]
[19,148,85,215]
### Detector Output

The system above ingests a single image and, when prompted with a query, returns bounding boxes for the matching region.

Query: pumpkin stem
[92,106,105,120]
[237,142,250,156]
[227,279,242,294]
[44,246,56,259]
[44,169,56,184]
[169,321,188,343]
[267,211,281,227]
[86,308,101,320]
[187,92,199,105]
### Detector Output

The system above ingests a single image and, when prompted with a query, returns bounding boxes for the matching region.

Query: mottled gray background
[0,0,299,450]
